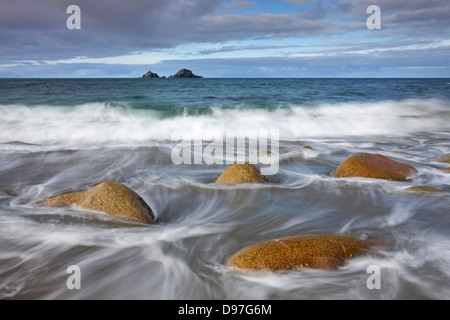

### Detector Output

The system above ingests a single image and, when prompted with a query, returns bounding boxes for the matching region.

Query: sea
[0,78,449,300]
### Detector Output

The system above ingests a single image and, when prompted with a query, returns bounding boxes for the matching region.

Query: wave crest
[0,99,448,147]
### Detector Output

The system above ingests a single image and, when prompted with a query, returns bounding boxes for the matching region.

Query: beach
[1,78,449,299]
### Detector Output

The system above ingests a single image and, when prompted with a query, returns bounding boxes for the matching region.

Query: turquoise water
[1,78,449,109]
[0,78,449,299]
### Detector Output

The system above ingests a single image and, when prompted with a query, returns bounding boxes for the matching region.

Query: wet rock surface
[402,186,441,193]
[38,181,154,224]
[215,164,269,184]
[226,234,369,271]
[333,153,418,181]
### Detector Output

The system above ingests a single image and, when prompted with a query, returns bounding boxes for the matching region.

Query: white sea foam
[0,99,449,148]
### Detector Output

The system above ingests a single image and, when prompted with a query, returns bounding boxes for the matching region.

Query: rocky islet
[168,68,203,78]
[141,70,162,79]
[141,68,203,79]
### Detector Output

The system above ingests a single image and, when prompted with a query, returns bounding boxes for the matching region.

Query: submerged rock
[437,154,450,164]
[3,141,37,146]
[402,186,441,193]
[333,153,418,181]
[226,234,369,271]
[215,164,269,184]
[441,168,450,172]
[168,69,203,78]
[424,138,448,145]
[38,181,154,224]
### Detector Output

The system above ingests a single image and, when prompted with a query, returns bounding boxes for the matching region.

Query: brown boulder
[38,181,154,224]
[215,164,269,184]
[226,234,368,271]
[441,168,450,172]
[333,153,418,181]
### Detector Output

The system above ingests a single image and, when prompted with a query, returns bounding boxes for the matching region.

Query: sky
[0,0,449,78]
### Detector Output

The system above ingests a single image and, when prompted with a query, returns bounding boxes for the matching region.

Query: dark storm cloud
[282,0,314,6]
[195,11,338,40]
[0,0,351,63]
[335,0,450,31]
[218,0,258,14]
[0,0,220,61]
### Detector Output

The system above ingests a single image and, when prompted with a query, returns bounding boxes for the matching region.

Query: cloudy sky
[0,0,449,78]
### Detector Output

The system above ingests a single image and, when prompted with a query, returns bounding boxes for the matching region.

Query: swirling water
[0,78,449,300]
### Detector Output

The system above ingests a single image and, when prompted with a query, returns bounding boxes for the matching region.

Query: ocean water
[0,78,449,300]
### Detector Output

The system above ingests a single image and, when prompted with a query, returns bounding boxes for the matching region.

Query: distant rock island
[141,70,162,78]
[168,69,203,78]
[140,68,203,79]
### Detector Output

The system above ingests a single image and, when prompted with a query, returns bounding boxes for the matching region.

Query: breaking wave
[1,99,449,147]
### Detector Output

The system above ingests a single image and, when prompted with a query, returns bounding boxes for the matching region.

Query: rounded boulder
[215,164,269,184]
[226,234,368,271]
[333,153,418,181]
[38,181,154,224]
